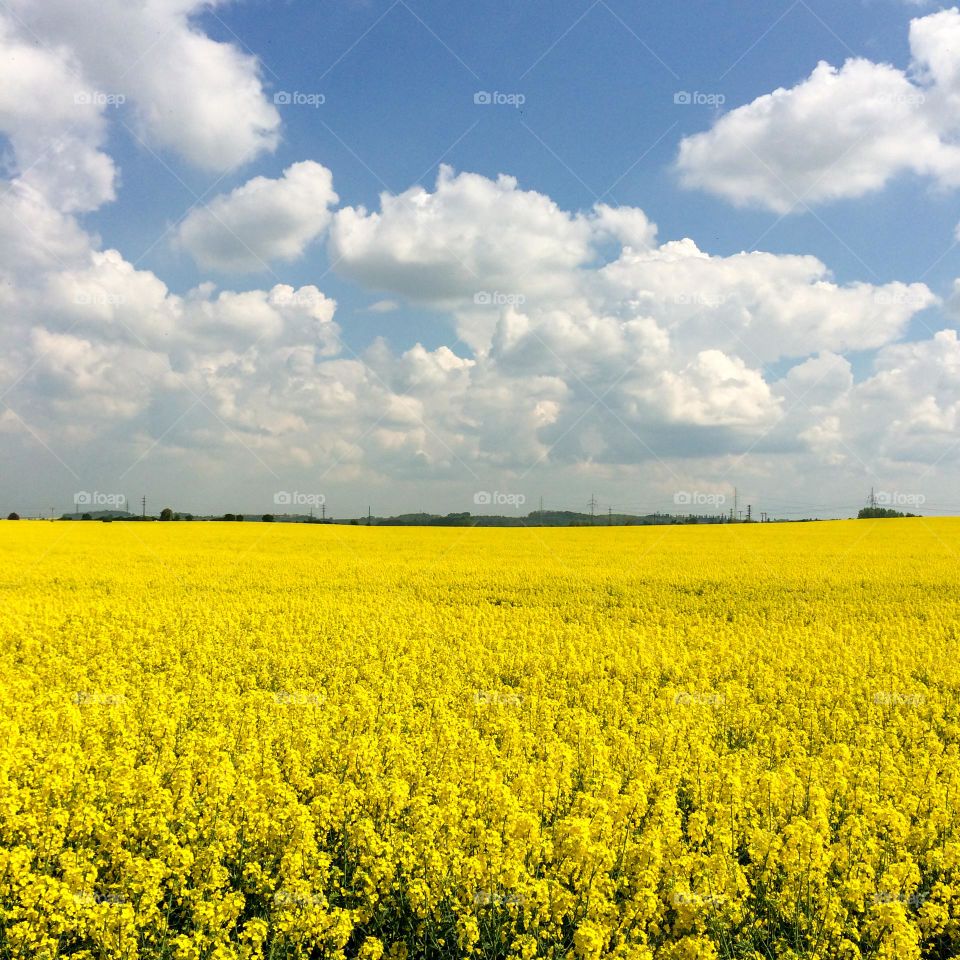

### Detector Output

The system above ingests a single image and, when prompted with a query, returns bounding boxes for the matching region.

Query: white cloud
[599,244,935,362]
[0,17,116,212]
[638,350,782,429]
[848,329,960,463]
[330,165,597,307]
[176,162,339,272]
[330,167,935,363]
[590,204,658,251]
[0,145,942,503]
[676,8,960,211]
[4,0,279,173]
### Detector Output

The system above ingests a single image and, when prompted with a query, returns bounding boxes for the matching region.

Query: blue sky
[2,0,960,518]
[88,0,957,358]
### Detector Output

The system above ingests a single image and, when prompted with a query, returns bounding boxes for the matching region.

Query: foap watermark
[74,891,127,907]
[872,890,928,908]
[273,890,325,907]
[74,491,126,509]
[273,690,324,706]
[474,491,526,509]
[873,289,929,307]
[72,692,126,707]
[873,691,924,707]
[74,90,125,108]
[474,291,526,307]
[671,891,727,909]
[474,90,525,108]
[875,91,926,108]
[473,690,523,708]
[674,91,725,107]
[674,691,724,706]
[673,491,726,507]
[271,288,326,309]
[473,890,524,907]
[75,291,125,307]
[671,292,727,308]
[274,91,325,107]
[274,491,325,508]
[875,491,925,507]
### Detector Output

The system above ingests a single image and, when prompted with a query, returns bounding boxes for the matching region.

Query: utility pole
[869,487,877,509]
[141,495,146,519]
[321,502,326,522]
[608,506,612,526]
[747,504,752,522]
[539,496,543,524]
[588,494,597,524]
[368,506,372,526]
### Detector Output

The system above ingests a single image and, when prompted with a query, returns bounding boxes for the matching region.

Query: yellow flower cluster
[1,519,958,959]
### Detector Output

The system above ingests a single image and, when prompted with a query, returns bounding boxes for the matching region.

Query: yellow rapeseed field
[1,519,959,960]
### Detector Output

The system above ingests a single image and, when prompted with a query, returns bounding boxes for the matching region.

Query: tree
[6,512,19,520]
[82,512,92,521]
[223,514,236,521]
[236,514,244,522]
[159,507,174,521]
[262,514,275,522]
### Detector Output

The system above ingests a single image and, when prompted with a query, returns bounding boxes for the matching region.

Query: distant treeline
[375,510,730,527]
[53,508,736,526]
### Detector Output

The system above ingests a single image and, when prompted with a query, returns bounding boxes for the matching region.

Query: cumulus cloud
[331,167,935,362]
[330,166,598,307]
[175,162,339,272]
[1,138,946,507]
[3,0,279,173]
[0,17,116,212]
[847,329,960,463]
[676,8,960,211]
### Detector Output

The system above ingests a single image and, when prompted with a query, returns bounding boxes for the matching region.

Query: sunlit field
[1,520,959,960]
